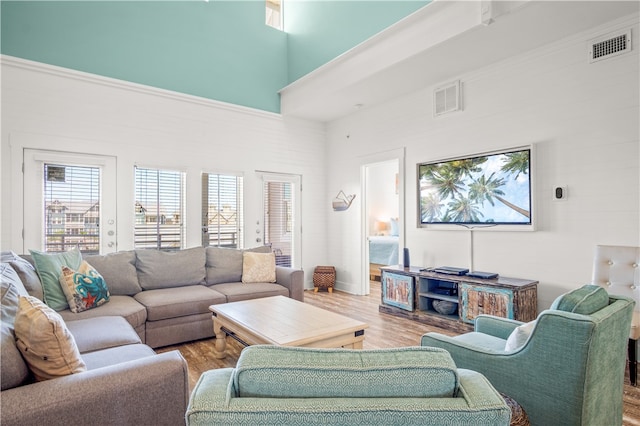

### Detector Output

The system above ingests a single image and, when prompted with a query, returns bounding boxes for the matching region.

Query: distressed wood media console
[380,265,538,333]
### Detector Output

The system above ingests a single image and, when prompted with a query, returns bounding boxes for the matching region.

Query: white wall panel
[0,57,327,288]
[325,15,640,308]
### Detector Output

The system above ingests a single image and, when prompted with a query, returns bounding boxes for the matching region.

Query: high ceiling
[280,0,639,123]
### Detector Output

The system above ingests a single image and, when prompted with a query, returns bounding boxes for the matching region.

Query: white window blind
[43,163,100,254]
[202,173,243,249]
[134,167,185,250]
[263,180,292,266]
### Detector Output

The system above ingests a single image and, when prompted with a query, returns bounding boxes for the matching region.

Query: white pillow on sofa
[504,320,536,352]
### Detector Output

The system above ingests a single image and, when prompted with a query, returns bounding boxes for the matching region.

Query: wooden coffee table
[209,295,368,358]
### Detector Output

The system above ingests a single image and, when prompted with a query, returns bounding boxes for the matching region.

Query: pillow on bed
[389,218,399,237]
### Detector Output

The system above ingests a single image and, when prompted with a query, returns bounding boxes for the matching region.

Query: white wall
[0,57,328,288]
[325,15,640,309]
[366,160,399,235]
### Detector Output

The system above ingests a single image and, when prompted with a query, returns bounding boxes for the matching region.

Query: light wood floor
[158,282,640,425]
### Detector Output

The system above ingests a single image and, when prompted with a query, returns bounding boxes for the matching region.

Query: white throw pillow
[504,320,536,352]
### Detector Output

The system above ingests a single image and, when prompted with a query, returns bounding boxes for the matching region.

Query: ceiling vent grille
[434,80,461,117]
[589,30,631,63]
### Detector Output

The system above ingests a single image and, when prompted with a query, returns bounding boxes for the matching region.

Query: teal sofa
[186,345,511,425]
[421,285,635,426]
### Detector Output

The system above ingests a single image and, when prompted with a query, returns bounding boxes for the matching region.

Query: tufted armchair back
[592,245,640,338]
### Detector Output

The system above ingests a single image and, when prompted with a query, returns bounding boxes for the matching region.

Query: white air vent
[589,30,631,63]
[434,80,461,117]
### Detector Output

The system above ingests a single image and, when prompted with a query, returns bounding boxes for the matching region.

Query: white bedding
[369,236,399,265]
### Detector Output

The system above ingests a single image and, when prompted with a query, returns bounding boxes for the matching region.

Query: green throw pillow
[29,248,82,311]
[550,285,609,315]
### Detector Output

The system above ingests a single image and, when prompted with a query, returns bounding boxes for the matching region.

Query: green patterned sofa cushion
[550,284,610,315]
[233,346,459,398]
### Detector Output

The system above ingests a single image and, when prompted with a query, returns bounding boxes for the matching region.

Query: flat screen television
[418,147,533,228]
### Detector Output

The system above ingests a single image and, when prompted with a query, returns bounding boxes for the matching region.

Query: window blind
[263,180,292,266]
[202,173,243,249]
[134,167,185,250]
[43,163,100,254]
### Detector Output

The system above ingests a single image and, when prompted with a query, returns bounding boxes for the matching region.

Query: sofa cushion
[81,343,157,371]
[206,246,271,285]
[66,316,142,354]
[0,251,44,300]
[242,252,276,283]
[84,251,142,295]
[14,295,86,381]
[551,285,610,315]
[1,267,30,390]
[134,286,226,321]
[136,247,206,290]
[29,248,83,311]
[452,332,508,352]
[60,261,110,313]
[209,282,288,303]
[58,295,147,331]
[234,346,459,398]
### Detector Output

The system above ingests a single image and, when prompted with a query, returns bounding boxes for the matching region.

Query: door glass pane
[202,173,243,248]
[134,167,185,250]
[43,163,100,254]
[263,181,293,266]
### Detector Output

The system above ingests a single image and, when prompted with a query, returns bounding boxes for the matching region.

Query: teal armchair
[421,285,634,426]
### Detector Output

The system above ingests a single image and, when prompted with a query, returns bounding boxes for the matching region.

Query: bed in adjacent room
[369,235,399,281]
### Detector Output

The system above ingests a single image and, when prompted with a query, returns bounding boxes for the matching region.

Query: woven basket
[313,266,336,289]
[500,393,530,426]
[432,300,457,315]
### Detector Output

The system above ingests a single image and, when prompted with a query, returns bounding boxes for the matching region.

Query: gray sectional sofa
[8,245,304,348]
[1,245,304,426]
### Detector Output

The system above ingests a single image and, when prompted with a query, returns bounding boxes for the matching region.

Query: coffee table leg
[212,318,227,359]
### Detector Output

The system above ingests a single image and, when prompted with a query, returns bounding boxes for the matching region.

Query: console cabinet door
[460,283,514,323]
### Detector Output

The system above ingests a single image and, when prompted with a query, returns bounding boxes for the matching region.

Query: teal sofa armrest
[1,351,189,426]
[275,266,304,301]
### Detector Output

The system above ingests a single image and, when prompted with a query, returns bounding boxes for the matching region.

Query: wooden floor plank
[158,282,640,424]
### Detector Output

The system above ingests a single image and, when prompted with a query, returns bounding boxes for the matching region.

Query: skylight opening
[266,0,283,31]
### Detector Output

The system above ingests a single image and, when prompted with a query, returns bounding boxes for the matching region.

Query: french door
[23,149,118,254]
[261,173,301,268]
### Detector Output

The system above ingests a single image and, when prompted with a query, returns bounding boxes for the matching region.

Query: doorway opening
[361,150,404,295]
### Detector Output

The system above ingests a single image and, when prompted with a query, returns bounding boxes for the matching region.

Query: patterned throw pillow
[59,261,110,313]
[242,252,276,283]
[14,295,86,381]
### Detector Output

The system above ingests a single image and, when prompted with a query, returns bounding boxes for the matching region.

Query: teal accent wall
[284,1,429,83]
[1,1,428,113]
[1,1,288,113]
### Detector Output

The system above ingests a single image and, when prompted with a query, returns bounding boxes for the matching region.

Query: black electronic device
[432,266,469,276]
[432,288,457,296]
[467,271,499,279]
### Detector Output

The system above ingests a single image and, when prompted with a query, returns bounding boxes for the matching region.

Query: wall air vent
[589,30,631,63]
[434,80,461,117]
